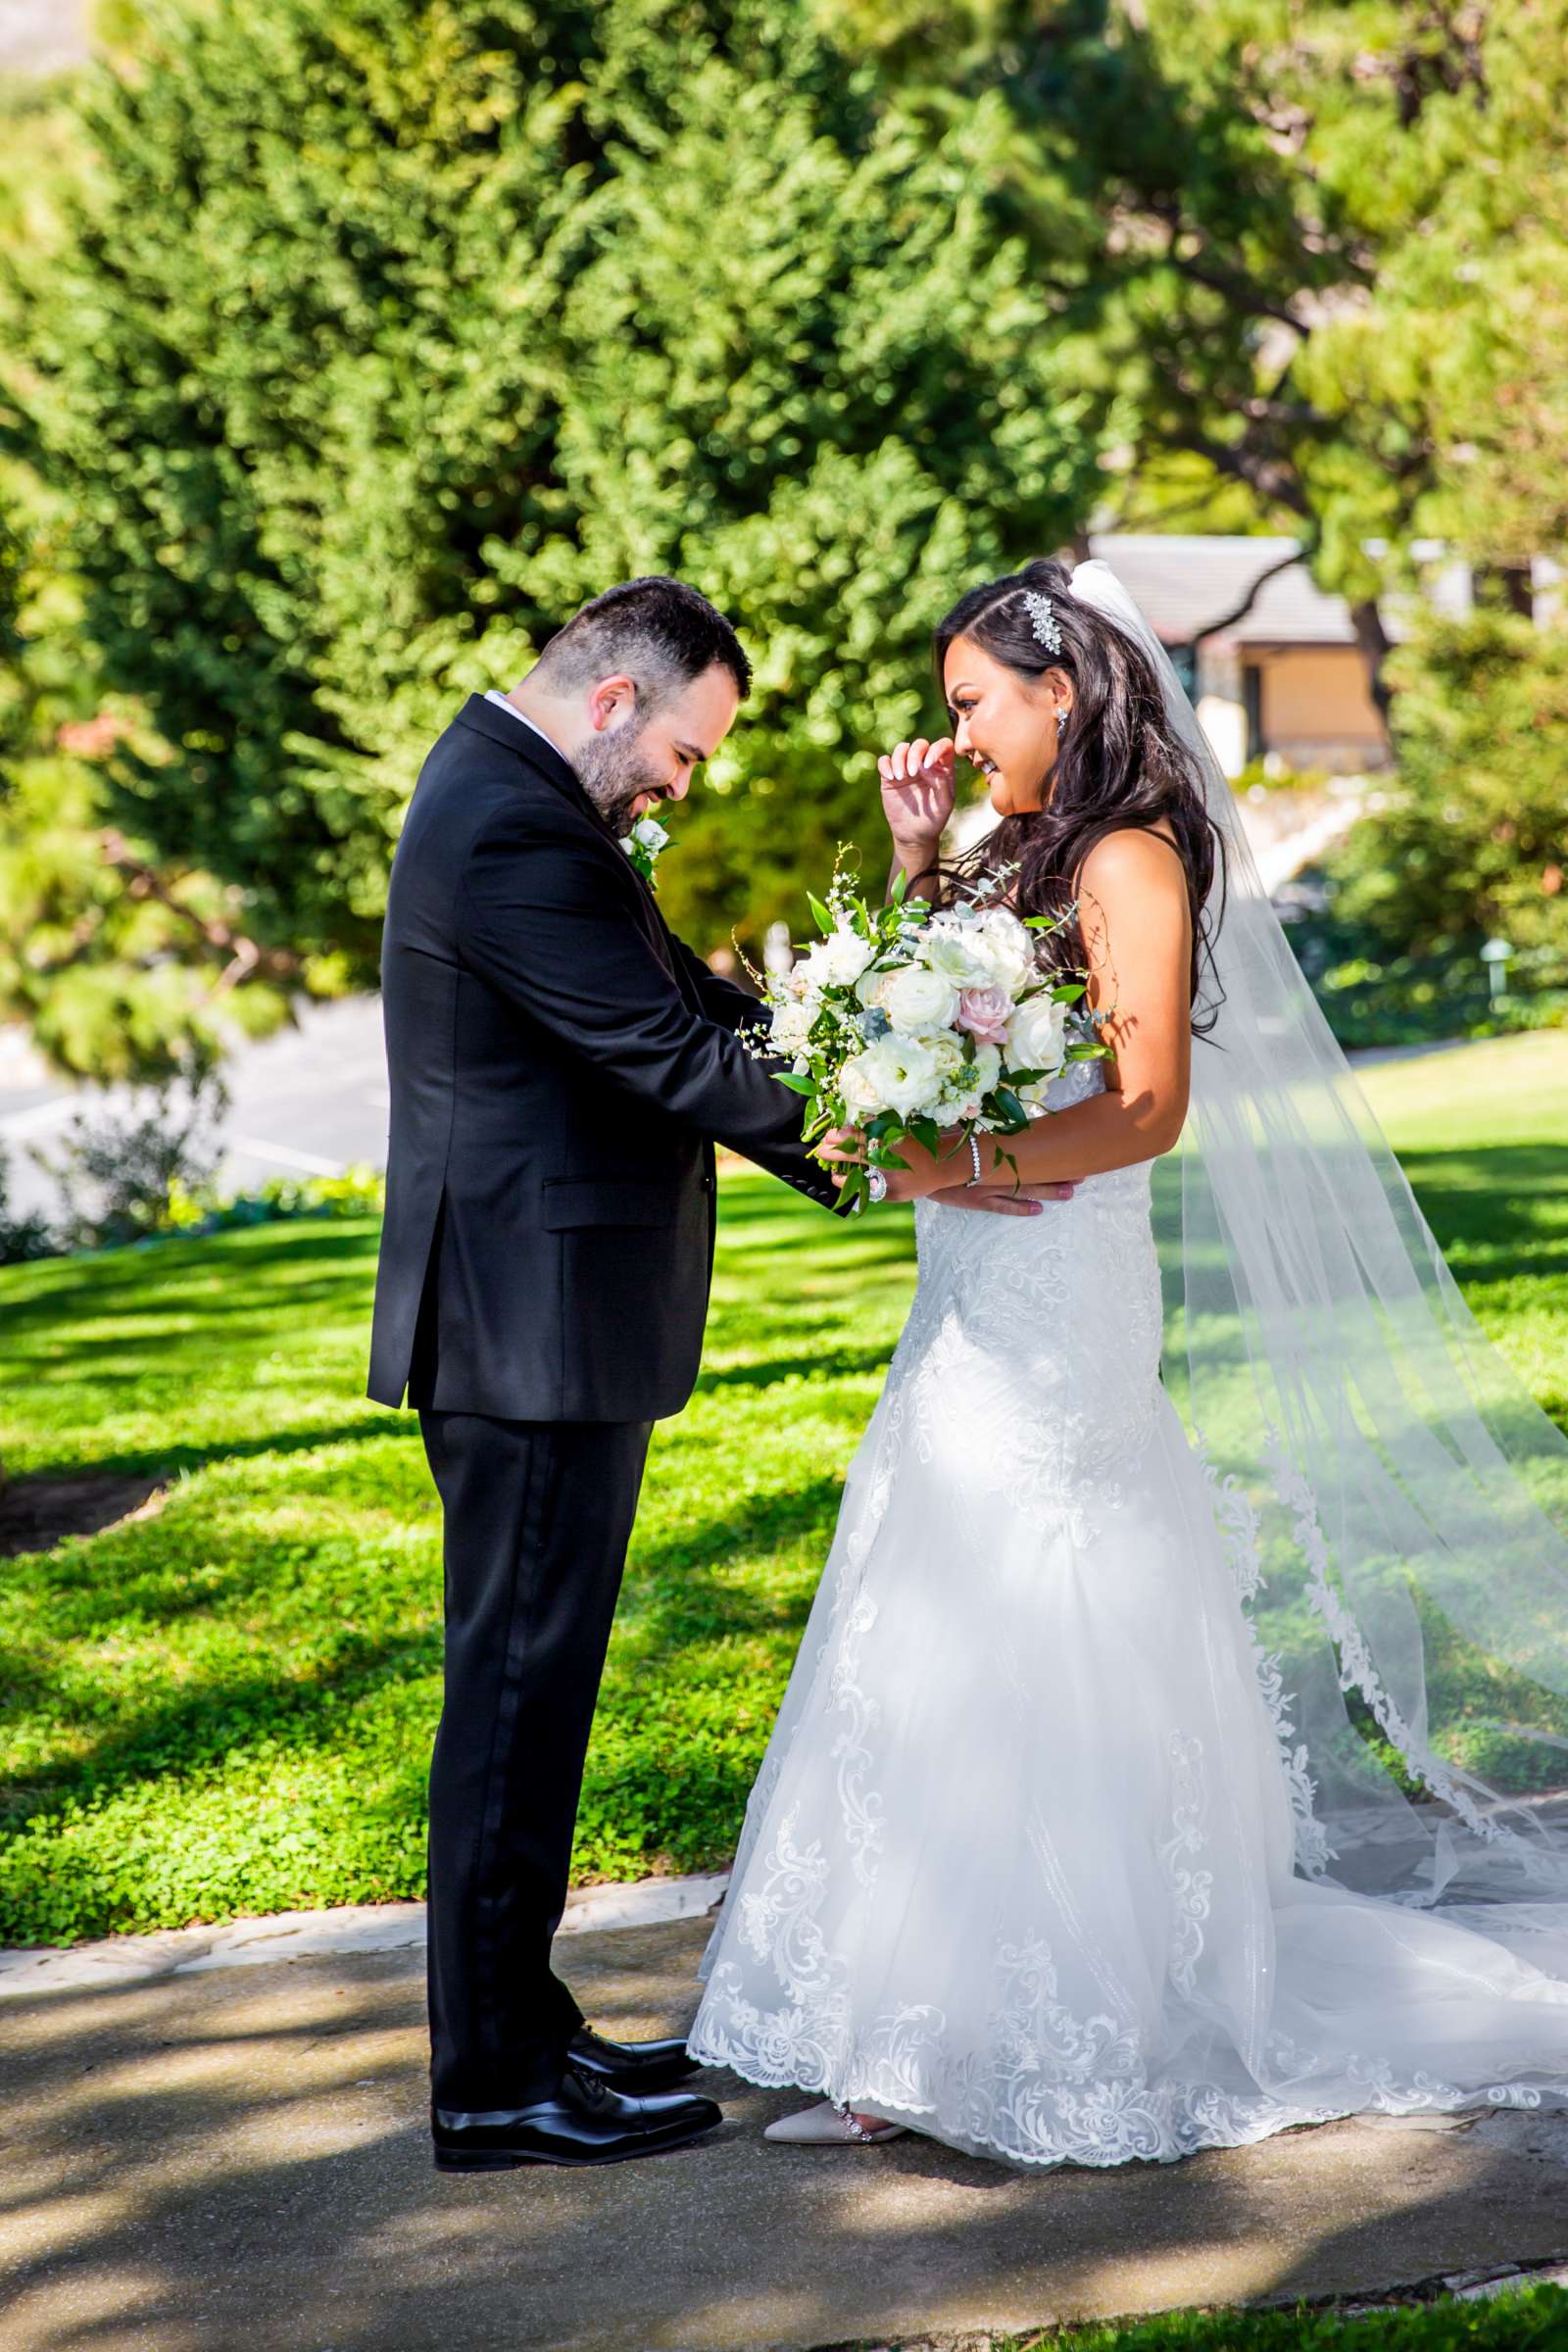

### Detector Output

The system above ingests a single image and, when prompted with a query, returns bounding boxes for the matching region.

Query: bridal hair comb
[1022,589,1063,657]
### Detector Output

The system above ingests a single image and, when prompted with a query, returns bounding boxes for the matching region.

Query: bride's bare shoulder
[1076,820,1187,895]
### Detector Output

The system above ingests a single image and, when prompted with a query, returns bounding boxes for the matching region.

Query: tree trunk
[1350,597,1395,726]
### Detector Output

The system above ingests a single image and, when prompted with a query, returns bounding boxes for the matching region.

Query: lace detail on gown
[687,1058,1568,2168]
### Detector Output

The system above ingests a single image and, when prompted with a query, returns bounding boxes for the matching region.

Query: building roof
[1086,534,1360,649]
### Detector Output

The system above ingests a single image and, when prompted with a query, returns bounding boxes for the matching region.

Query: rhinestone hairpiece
[1022,589,1063,657]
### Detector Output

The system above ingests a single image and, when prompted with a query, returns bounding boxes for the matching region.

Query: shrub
[167,1163,386,1237]
[0,1149,57,1265]
[28,1076,228,1251]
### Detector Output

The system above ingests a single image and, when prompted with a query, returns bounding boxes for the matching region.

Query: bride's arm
[853,827,1194,1201]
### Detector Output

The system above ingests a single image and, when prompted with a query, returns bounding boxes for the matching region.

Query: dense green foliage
[5,0,1099,973]
[0,469,300,1082]
[836,3,1568,1042]
[4,0,1566,1066]
[1,1033,1563,1946]
[843,1,1568,635]
[1295,615,1568,1043]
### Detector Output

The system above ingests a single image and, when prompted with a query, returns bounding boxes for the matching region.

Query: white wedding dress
[685,1055,1568,2169]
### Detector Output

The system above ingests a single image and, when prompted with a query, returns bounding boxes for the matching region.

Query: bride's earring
[1056,706,1068,737]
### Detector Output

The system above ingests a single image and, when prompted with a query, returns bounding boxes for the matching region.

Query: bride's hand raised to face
[878,737,956,856]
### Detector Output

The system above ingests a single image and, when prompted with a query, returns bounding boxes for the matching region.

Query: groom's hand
[817,1126,1075,1215]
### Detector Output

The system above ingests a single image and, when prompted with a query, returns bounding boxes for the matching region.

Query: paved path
[5,1909,1568,2352]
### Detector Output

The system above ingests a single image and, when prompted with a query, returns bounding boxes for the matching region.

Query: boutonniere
[623,813,671,889]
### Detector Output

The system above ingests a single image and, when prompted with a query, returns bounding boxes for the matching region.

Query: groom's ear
[586,673,638,733]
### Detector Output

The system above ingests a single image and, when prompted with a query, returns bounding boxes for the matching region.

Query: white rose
[920,930,992,990]
[839,1052,886,1121]
[796,941,830,999]
[968,907,1034,995]
[631,814,670,855]
[854,963,898,1009]
[882,963,959,1036]
[1006,994,1067,1075]
[768,1000,814,1056]
[843,1035,942,1121]
[917,1031,965,1083]
[965,1041,1003,1101]
[818,924,875,987]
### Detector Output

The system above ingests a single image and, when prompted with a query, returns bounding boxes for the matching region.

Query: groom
[368,575,864,2172]
[368,574,1044,2174]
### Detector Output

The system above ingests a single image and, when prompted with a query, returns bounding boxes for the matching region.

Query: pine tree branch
[99,831,300,993]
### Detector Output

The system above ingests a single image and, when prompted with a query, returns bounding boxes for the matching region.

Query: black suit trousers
[417,1409,654,2113]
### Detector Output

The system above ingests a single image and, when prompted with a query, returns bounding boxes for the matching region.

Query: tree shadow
[1397,1142,1568,1283]
[0,1470,169,1560]
[694,1346,895,1394]
[5,1917,1568,2352]
[2,1625,441,1841]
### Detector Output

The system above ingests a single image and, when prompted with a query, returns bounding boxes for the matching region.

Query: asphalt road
[0,997,391,1226]
[0,0,90,76]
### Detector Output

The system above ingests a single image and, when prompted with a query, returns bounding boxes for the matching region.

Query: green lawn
[987,2285,1568,2351]
[1,1031,1564,1945]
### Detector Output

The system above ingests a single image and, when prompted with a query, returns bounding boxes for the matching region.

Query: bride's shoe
[763,2097,907,2145]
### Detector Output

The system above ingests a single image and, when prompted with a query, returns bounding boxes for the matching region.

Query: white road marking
[228,1136,347,1177]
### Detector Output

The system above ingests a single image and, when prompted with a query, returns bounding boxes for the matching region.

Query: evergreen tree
[0,478,296,1082]
[6,0,1102,964]
[835,0,1568,697]
[1321,612,1568,993]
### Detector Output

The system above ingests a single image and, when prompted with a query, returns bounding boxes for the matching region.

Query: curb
[0,1868,730,1999]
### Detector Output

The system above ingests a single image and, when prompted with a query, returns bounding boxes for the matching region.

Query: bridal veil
[1067,558,1568,1917]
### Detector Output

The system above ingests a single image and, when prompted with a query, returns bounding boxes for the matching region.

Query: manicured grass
[1355,1032,1568,1432]
[1,1032,1564,1944]
[982,2282,1568,2349]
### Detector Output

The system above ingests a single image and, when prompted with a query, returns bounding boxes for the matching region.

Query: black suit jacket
[367,695,841,1422]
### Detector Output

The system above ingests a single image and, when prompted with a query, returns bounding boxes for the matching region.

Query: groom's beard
[574,722,672,839]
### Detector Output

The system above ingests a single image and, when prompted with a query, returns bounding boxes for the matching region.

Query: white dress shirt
[483,689,570,766]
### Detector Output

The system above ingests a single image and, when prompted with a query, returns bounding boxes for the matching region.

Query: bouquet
[749,865,1105,1212]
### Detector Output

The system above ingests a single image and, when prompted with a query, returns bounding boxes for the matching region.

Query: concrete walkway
[5,1906,1568,2352]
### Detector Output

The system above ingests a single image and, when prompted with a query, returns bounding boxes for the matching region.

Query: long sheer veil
[1067,557,1568,1913]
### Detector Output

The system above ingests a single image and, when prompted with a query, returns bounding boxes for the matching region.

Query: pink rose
[956,985,1013,1047]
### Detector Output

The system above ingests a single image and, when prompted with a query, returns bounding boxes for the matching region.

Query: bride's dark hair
[933,556,1228,1035]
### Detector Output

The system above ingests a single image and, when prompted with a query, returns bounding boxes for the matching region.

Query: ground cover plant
[979,2278,1568,2349]
[1,1032,1564,1945]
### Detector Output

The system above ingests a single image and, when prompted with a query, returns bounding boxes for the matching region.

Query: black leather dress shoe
[566,2022,702,2093]
[432,2062,722,2172]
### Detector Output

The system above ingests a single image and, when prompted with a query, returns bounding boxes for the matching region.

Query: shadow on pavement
[5,1915,1568,2352]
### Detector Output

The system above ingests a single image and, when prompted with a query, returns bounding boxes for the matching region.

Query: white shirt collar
[483,689,569,766]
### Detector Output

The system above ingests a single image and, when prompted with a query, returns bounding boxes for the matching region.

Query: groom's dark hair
[535,574,752,708]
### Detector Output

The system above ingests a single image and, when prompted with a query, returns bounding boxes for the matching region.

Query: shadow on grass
[1399,1143,1568,1279]
[0,1415,411,1495]
[2,1218,380,1308]
[695,1346,895,1393]
[2,1477,842,1917]
[623,1476,845,1631]
[1,1625,442,1838]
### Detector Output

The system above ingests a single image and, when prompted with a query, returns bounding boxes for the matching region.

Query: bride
[683,555,1568,2167]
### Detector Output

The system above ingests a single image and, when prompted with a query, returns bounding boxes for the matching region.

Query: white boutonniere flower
[623,813,671,888]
